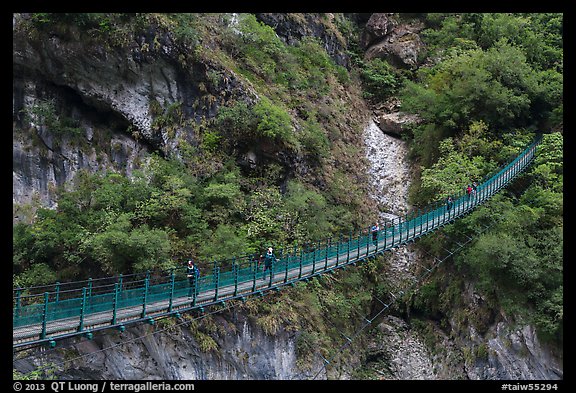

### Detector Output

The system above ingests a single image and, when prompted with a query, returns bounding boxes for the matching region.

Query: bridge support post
[365,226,370,257]
[455,194,460,217]
[78,287,87,333]
[214,267,220,302]
[40,292,49,340]
[168,270,175,313]
[14,288,22,319]
[404,215,408,241]
[403,214,409,243]
[347,231,351,263]
[335,238,340,267]
[55,282,60,305]
[233,259,238,297]
[382,222,387,250]
[252,261,257,292]
[284,253,289,283]
[325,238,330,270]
[141,277,149,319]
[312,243,317,275]
[356,230,361,259]
[112,283,119,325]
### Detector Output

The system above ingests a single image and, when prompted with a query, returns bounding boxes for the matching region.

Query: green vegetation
[25,99,83,138]
[14,13,378,285]
[358,58,405,102]
[402,13,562,168]
[395,13,563,345]
[14,12,563,363]
[210,98,299,152]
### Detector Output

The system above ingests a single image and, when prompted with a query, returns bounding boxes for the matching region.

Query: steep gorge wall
[14,311,316,380]
[14,306,338,380]
[13,13,254,212]
[12,13,562,381]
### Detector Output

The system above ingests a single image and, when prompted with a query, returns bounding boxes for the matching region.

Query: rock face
[374,111,421,139]
[14,309,323,380]
[364,119,412,220]
[365,316,446,379]
[256,13,350,68]
[12,14,254,211]
[465,322,563,380]
[362,13,425,70]
[362,118,563,381]
[12,13,356,214]
[361,13,396,48]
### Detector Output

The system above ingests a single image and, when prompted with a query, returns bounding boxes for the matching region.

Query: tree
[401,38,561,136]
[416,137,495,204]
[359,58,403,102]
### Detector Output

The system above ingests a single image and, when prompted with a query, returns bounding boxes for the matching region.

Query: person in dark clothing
[472,181,478,198]
[262,247,277,280]
[371,223,379,244]
[256,253,264,271]
[446,196,453,212]
[186,260,199,298]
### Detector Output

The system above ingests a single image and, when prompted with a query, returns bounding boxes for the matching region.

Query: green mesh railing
[12,135,542,347]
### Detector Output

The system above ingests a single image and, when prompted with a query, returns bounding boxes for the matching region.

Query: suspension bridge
[12,135,543,350]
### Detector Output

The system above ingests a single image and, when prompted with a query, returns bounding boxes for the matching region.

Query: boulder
[363,14,425,70]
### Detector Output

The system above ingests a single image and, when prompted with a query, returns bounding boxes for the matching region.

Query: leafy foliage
[415,136,496,204]
[25,99,83,137]
[359,58,404,102]
[253,97,297,147]
[400,17,563,345]
[402,13,562,170]
[402,41,555,133]
[13,12,563,354]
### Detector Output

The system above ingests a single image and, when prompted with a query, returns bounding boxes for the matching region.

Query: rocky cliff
[14,117,563,381]
[14,310,316,380]
[13,13,254,212]
[13,13,562,381]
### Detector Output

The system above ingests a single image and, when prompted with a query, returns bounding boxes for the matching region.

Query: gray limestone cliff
[12,13,562,381]
[13,13,255,211]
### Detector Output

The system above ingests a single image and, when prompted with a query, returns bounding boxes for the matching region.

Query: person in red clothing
[466,184,473,199]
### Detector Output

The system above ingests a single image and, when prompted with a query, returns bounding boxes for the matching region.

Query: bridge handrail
[12,134,543,346]
[13,136,541,298]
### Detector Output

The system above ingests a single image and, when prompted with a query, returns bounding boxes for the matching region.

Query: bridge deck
[12,136,542,348]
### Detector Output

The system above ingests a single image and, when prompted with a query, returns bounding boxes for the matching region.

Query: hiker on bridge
[254,252,264,271]
[371,222,380,244]
[262,247,277,280]
[446,196,453,212]
[187,259,200,298]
